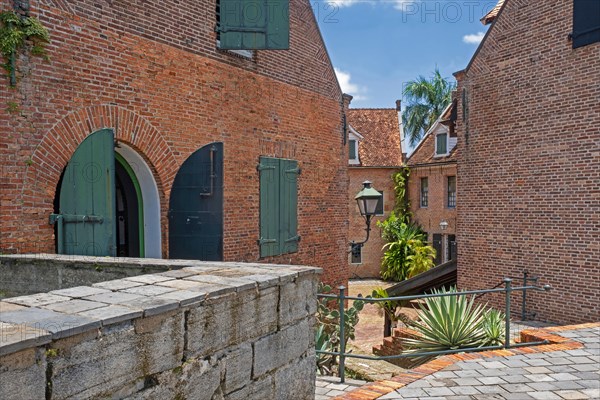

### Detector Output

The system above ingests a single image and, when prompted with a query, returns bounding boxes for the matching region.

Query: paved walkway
[322,323,600,400]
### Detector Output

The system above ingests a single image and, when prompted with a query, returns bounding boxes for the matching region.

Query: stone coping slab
[0,256,321,356]
[331,322,600,400]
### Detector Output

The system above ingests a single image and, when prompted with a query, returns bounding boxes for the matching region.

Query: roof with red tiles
[347,108,403,167]
[407,104,457,166]
[481,0,505,25]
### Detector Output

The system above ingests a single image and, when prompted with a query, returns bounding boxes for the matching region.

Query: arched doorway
[51,129,161,257]
[168,142,224,261]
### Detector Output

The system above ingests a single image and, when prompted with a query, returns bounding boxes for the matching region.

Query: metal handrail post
[504,278,512,348]
[338,285,346,383]
[522,271,528,320]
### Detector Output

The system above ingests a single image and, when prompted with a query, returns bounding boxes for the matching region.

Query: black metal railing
[316,278,552,383]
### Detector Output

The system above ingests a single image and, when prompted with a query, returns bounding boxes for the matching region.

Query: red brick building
[454,0,599,323]
[407,104,457,266]
[347,104,403,278]
[0,0,351,286]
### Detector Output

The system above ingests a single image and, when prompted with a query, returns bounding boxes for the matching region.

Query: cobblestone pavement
[319,325,599,399]
[378,327,600,399]
[316,376,368,399]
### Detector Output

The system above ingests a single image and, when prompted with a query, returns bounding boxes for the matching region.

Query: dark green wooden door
[52,129,116,256]
[168,143,224,261]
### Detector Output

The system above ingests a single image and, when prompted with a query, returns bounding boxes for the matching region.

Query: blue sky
[315,0,497,108]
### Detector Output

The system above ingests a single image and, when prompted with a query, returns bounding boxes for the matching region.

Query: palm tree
[402,69,455,147]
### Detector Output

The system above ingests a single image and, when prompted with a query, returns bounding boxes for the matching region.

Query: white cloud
[326,0,417,11]
[463,32,486,44]
[326,0,360,7]
[392,0,417,11]
[334,68,367,101]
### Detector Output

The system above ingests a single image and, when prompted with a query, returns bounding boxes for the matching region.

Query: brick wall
[454,0,599,323]
[0,0,349,287]
[408,164,457,244]
[348,167,398,278]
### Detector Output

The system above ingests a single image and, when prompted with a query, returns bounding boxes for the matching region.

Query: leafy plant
[401,287,488,363]
[316,283,365,375]
[0,11,50,84]
[380,228,435,282]
[378,213,425,243]
[371,287,412,328]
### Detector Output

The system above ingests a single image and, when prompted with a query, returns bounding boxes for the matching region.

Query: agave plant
[401,287,489,364]
[482,309,506,346]
[315,324,334,375]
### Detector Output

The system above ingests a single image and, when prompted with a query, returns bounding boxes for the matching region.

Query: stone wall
[0,255,177,299]
[0,256,319,399]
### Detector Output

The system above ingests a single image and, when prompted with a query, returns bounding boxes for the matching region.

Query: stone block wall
[0,258,320,399]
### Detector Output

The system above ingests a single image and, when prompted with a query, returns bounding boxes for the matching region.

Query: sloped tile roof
[407,104,457,166]
[481,0,505,25]
[347,108,402,167]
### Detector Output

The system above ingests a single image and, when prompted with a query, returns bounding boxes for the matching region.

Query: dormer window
[348,125,363,165]
[349,139,358,160]
[435,133,448,156]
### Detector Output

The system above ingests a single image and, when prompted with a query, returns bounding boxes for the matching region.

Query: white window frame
[375,190,384,216]
[435,132,448,157]
[348,125,363,165]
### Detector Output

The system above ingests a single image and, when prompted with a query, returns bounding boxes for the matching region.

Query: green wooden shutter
[219,0,289,50]
[52,129,116,256]
[259,157,280,257]
[280,159,299,253]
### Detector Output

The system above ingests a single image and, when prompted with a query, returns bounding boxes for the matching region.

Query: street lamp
[351,181,383,248]
[439,220,449,231]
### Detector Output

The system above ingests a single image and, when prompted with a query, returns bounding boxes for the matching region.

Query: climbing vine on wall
[391,166,412,222]
[0,10,49,86]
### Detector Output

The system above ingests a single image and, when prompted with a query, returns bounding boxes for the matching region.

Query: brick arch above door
[20,105,178,254]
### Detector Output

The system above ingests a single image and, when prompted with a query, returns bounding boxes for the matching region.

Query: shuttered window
[420,177,428,208]
[447,176,456,208]
[258,157,299,257]
[436,133,447,155]
[572,0,600,48]
[218,0,289,50]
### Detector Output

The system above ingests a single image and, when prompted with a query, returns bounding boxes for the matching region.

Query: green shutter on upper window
[280,159,299,254]
[219,0,289,50]
[259,157,280,257]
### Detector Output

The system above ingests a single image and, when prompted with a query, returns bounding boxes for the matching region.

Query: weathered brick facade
[0,0,350,286]
[347,107,403,278]
[407,108,457,265]
[454,0,599,323]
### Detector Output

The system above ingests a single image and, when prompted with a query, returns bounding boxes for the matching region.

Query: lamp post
[350,181,383,248]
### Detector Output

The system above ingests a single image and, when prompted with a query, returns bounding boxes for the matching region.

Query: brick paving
[323,323,599,400]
